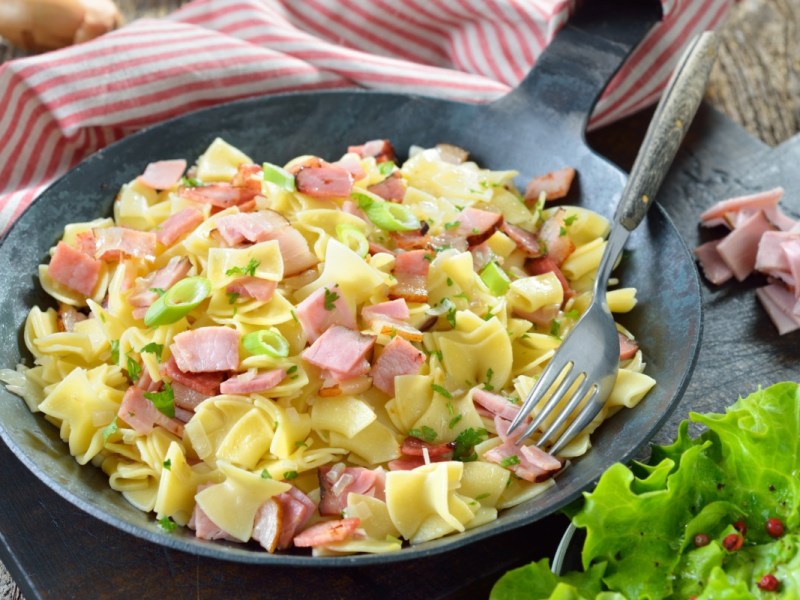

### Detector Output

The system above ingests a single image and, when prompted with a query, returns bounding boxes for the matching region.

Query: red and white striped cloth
[0,0,730,234]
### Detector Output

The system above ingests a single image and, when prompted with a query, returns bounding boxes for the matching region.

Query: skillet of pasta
[0,138,654,555]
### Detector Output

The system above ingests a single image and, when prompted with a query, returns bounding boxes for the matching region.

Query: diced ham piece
[57,303,87,332]
[755,284,800,335]
[394,249,430,277]
[134,369,162,393]
[764,205,799,232]
[180,183,248,208]
[755,231,800,274]
[318,464,385,516]
[170,327,240,373]
[452,207,502,245]
[225,277,277,303]
[171,380,211,410]
[694,240,734,285]
[699,187,784,226]
[391,229,430,250]
[347,139,396,163]
[538,208,575,266]
[163,356,224,396]
[75,230,96,256]
[295,285,356,343]
[400,436,452,458]
[367,172,406,202]
[500,221,543,258]
[716,210,775,281]
[524,167,576,203]
[302,326,375,382]
[93,227,157,262]
[275,487,317,550]
[156,207,204,247]
[48,241,103,296]
[270,226,319,276]
[293,518,361,548]
[525,255,572,299]
[129,256,192,309]
[251,498,282,552]
[370,336,425,396]
[470,241,496,272]
[472,388,521,421]
[361,299,410,323]
[389,274,428,304]
[219,368,286,395]
[484,438,561,482]
[295,164,353,199]
[618,333,639,361]
[137,159,187,190]
[117,387,183,437]
[231,163,264,203]
[215,210,289,246]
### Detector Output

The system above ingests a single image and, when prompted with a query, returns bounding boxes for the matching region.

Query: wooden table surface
[1,1,799,599]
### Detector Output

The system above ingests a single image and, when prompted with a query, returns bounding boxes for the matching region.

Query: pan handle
[489,0,662,134]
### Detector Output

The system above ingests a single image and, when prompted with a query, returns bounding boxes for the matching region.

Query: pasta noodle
[0,138,655,556]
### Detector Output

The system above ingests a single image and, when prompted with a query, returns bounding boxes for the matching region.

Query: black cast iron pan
[0,0,702,566]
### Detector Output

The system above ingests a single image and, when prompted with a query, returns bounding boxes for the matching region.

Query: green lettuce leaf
[490,382,800,599]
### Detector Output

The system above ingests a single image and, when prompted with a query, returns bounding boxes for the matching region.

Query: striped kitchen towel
[0,0,730,233]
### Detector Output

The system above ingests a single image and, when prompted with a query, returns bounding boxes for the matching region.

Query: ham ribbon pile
[0,0,729,234]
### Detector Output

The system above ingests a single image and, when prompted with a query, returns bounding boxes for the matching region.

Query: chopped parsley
[295,440,308,448]
[139,342,164,362]
[431,384,452,399]
[102,417,119,442]
[287,365,298,375]
[444,220,461,230]
[283,470,299,480]
[290,310,299,323]
[500,455,521,467]
[225,258,260,277]
[378,161,396,176]
[564,309,580,320]
[550,319,561,338]
[144,382,175,418]
[446,305,457,328]
[261,469,272,480]
[180,176,203,188]
[452,427,488,462]
[323,286,340,311]
[150,287,166,297]
[422,252,434,262]
[409,425,437,443]
[446,277,454,286]
[448,413,463,429]
[483,368,495,391]
[158,516,178,532]
[163,459,172,471]
[564,214,578,226]
[559,226,567,237]
[126,353,141,383]
[226,291,240,305]
[110,339,120,365]
[474,492,491,501]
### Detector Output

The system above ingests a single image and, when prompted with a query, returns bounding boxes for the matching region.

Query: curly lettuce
[491,382,800,599]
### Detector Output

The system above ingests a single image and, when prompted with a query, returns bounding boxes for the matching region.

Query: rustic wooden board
[2,102,797,599]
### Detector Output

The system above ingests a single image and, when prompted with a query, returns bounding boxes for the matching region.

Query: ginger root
[0,0,123,51]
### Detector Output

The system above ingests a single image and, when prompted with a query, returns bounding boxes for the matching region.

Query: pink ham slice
[156,207,204,247]
[295,164,353,199]
[276,487,317,550]
[270,226,318,276]
[452,207,502,244]
[694,240,734,285]
[700,187,784,225]
[755,284,800,335]
[171,380,211,410]
[524,167,576,203]
[302,325,375,382]
[163,357,224,396]
[219,368,286,395]
[137,159,187,189]
[715,210,775,281]
[333,153,366,181]
[251,498,282,552]
[361,298,410,323]
[295,285,356,343]
[525,255,572,299]
[388,437,454,471]
[215,210,289,246]
[190,484,240,542]
[170,327,240,373]
[179,183,248,209]
[56,303,87,332]
[318,464,385,516]
[618,333,639,361]
[472,388,521,421]
[755,231,800,274]
[129,256,192,310]
[117,386,183,437]
[225,277,277,303]
[348,139,396,163]
[484,437,561,482]
[367,172,406,202]
[93,227,157,262]
[389,250,430,303]
[538,208,575,266]
[370,336,425,396]
[293,518,361,548]
[48,241,103,296]
[500,221,543,258]
[470,241,496,272]
[75,230,96,256]
[391,229,430,251]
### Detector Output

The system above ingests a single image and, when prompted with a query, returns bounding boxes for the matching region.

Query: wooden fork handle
[615,31,719,231]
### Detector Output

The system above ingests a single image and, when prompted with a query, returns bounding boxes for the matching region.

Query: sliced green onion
[480,261,511,296]
[262,162,296,191]
[336,223,369,257]
[243,329,290,358]
[359,197,419,232]
[144,276,211,327]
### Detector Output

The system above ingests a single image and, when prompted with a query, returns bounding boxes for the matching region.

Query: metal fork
[507,32,719,455]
